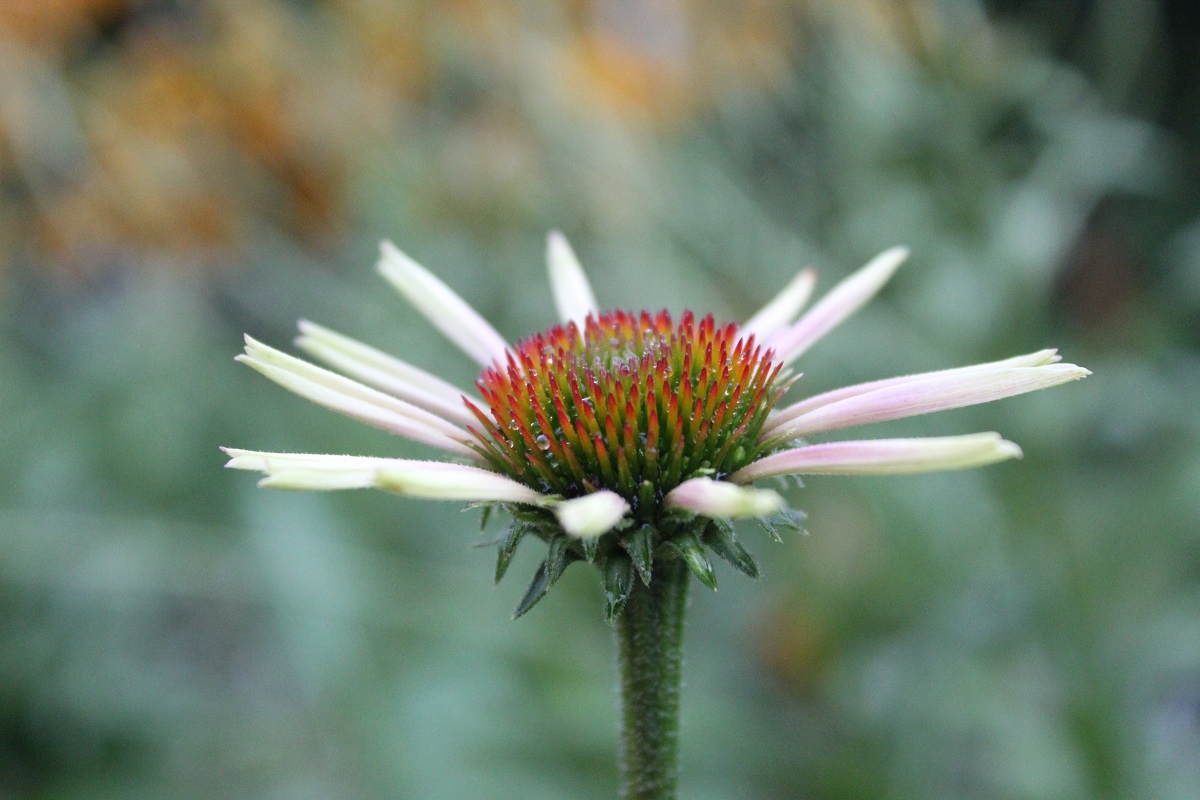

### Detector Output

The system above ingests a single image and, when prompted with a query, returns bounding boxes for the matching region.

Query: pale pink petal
[739,268,817,342]
[546,230,599,327]
[238,336,476,457]
[295,320,479,426]
[767,361,1090,440]
[377,241,509,366]
[731,433,1022,481]
[554,490,630,538]
[767,247,909,366]
[664,477,784,518]
[765,349,1063,435]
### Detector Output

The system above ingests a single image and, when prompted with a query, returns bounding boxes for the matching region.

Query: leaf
[512,560,550,619]
[625,525,655,586]
[602,552,636,623]
[704,520,760,579]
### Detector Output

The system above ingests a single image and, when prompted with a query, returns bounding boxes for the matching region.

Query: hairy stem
[615,556,690,800]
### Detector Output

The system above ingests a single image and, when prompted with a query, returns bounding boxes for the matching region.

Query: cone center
[465,310,782,520]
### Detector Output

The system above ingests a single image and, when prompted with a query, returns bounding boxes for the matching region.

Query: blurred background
[1,0,1198,797]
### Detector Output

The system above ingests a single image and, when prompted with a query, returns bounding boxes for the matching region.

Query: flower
[225,233,1088,617]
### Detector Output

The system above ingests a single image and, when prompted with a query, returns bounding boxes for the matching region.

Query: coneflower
[224,233,1088,799]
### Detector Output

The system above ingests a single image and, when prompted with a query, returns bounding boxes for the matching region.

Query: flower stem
[615,555,690,800]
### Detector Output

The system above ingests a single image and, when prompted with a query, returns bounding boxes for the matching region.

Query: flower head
[225,233,1088,618]
[466,309,782,516]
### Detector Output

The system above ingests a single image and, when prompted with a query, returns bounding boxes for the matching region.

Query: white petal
[739,268,817,342]
[767,246,909,365]
[295,320,479,426]
[223,449,439,490]
[377,240,509,366]
[546,230,599,327]
[664,477,784,518]
[238,336,476,457]
[767,361,1090,440]
[553,490,630,538]
[259,469,380,491]
[223,448,545,502]
[223,448,393,473]
[376,463,545,503]
[731,433,1022,481]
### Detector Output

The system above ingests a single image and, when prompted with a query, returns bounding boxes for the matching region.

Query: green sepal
[704,520,760,579]
[757,508,807,543]
[778,507,807,528]
[479,503,494,531]
[512,560,551,619]
[494,523,527,584]
[673,531,717,591]
[544,534,576,586]
[757,516,784,543]
[625,525,655,586]
[581,534,600,563]
[602,552,636,623]
[637,480,656,515]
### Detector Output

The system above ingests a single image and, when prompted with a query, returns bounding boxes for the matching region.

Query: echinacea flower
[224,233,1088,618]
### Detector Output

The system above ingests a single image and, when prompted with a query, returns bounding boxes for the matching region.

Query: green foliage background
[2,1,1198,797]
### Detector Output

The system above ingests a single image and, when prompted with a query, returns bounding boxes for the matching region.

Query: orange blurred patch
[569,30,693,123]
[2,0,421,280]
[0,0,130,53]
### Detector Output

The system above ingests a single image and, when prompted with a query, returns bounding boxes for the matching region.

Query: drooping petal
[223,448,393,473]
[377,241,509,366]
[546,230,599,327]
[237,336,477,457]
[224,450,382,489]
[376,462,547,503]
[731,432,1022,481]
[223,448,546,502]
[766,360,1090,440]
[223,449,440,490]
[554,490,630,538]
[739,268,817,342]
[767,246,909,366]
[295,320,480,426]
[664,477,784,518]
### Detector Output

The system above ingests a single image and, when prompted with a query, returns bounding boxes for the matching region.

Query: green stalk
[615,556,690,800]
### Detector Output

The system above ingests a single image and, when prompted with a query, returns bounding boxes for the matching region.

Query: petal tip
[378,239,401,259]
[376,240,413,278]
[997,440,1024,460]
[554,490,629,538]
[545,229,599,326]
[665,477,785,519]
